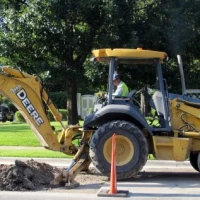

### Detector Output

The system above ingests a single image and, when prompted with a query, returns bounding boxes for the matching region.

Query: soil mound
[0,159,60,191]
[0,159,108,191]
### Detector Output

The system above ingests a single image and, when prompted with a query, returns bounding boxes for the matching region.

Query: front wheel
[89,120,148,179]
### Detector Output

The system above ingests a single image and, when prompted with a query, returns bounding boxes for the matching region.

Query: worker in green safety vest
[113,73,129,97]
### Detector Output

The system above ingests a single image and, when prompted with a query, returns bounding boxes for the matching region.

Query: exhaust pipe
[177,55,186,95]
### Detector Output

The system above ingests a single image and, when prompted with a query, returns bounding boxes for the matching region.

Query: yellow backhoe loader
[1,48,200,189]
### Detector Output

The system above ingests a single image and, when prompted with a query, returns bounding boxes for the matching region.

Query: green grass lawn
[0,149,71,158]
[0,121,155,159]
[0,121,74,158]
[0,121,68,146]
[0,122,41,146]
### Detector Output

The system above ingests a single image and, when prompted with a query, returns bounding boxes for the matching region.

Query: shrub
[47,109,68,121]
[15,111,26,123]
[59,109,68,121]
[15,109,67,123]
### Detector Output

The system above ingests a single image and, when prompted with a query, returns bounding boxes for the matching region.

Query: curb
[0,146,191,167]
[0,157,191,168]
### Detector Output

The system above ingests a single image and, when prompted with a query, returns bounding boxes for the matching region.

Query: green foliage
[15,111,26,123]
[15,109,67,122]
[49,91,67,109]
[0,57,13,65]
[0,0,108,79]
[88,108,94,114]
[0,0,110,125]
[0,96,11,106]
[1,0,200,124]
[47,109,67,121]
[84,58,108,92]
[145,109,160,127]
[57,109,68,121]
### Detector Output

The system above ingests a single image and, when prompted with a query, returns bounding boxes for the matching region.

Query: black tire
[189,152,200,172]
[89,120,148,179]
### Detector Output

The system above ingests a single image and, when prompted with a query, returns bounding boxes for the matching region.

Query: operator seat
[126,90,136,98]
[152,90,166,127]
[152,91,164,116]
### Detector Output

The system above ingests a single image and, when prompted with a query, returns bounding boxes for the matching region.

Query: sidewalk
[0,146,192,168]
[0,146,45,150]
[0,146,44,150]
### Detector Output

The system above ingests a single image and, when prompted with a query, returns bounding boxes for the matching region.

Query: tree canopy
[0,0,107,124]
[1,0,200,123]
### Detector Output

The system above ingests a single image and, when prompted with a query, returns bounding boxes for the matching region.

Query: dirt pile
[0,159,60,191]
[0,159,108,191]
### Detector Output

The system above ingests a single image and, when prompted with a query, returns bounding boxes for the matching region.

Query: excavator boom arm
[0,67,93,188]
[0,67,64,150]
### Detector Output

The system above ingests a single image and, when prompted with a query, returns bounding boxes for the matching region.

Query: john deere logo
[16,89,44,126]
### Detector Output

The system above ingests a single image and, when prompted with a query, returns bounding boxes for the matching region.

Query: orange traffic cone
[97,133,129,197]
[109,133,117,194]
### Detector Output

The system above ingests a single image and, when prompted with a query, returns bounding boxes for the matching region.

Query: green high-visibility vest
[120,81,129,96]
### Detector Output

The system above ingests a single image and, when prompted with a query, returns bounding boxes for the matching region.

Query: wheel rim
[103,135,134,166]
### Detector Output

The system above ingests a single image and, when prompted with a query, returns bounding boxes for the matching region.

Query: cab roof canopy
[92,48,168,64]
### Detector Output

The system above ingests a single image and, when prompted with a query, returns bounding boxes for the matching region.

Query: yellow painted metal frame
[152,98,200,161]
[153,136,192,161]
[92,48,167,63]
[170,98,200,140]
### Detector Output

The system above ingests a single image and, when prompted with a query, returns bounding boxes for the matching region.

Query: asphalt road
[1,158,200,200]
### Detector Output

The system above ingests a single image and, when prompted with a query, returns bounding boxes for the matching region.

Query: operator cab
[84,48,170,134]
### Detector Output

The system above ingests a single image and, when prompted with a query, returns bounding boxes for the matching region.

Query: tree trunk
[66,80,79,125]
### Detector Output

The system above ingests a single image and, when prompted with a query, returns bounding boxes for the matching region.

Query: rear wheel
[189,152,200,172]
[89,120,148,179]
